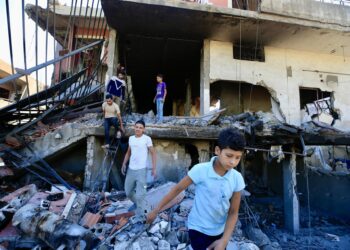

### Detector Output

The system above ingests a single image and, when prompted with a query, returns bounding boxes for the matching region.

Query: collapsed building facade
[1,0,350,249]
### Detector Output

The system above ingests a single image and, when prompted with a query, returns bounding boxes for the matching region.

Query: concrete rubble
[1,111,350,249]
[0,181,265,250]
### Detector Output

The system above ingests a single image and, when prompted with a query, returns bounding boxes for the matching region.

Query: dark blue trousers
[189,229,223,250]
[104,117,119,145]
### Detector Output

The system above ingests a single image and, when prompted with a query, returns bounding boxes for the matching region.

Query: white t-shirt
[128,135,153,170]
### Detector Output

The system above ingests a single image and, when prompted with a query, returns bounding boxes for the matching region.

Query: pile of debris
[0,181,283,250]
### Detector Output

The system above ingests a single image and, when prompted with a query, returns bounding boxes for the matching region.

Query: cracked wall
[209,40,350,130]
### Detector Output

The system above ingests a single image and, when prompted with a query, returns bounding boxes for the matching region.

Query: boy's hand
[121,164,127,175]
[207,238,227,250]
[146,210,158,225]
[120,126,125,134]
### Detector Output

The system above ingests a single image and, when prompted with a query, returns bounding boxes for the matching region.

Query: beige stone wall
[209,40,350,130]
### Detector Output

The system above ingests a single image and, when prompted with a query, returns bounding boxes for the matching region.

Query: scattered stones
[237,242,260,250]
[158,239,171,250]
[245,226,271,248]
[176,243,187,250]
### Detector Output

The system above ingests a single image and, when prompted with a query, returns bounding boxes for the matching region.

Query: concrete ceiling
[101,0,350,57]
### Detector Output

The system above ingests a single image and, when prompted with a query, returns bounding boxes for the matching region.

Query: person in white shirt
[122,120,156,214]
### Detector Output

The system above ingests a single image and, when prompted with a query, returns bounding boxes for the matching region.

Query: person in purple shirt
[153,74,167,123]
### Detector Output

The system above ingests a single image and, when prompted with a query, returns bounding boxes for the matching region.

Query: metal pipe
[0,40,103,85]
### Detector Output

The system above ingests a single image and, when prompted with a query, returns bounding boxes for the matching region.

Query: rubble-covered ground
[1,179,350,249]
[1,111,350,249]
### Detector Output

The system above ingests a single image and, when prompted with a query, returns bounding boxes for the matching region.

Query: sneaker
[101,144,109,149]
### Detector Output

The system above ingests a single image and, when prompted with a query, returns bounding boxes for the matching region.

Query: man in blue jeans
[153,74,167,123]
[102,94,125,148]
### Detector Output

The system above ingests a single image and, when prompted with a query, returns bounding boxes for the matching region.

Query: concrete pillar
[126,75,137,112]
[84,136,104,191]
[282,149,300,234]
[200,39,210,115]
[104,28,118,96]
[262,153,268,187]
[185,79,192,116]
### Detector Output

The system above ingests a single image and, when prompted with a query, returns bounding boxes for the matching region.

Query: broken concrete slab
[144,182,185,213]
[245,226,278,250]
[133,237,155,250]
[236,241,259,250]
[12,204,100,249]
[158,239,170,250]
[105,211,135,224]
[0,184,37,209]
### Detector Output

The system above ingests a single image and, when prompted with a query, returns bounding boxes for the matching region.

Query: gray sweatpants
[124,168,147,215]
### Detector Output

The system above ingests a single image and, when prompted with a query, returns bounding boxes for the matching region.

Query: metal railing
[1,0,108,134]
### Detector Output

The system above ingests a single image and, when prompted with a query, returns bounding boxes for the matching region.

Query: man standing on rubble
[146,128,245,250]
[153,74,167,123]
[102,94,125,148]
[122,120,157,215]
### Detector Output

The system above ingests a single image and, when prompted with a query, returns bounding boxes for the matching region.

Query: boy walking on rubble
[153,74,167,123]
[122,120,157,215]
[146,128,246,250]
[102,94,125,148]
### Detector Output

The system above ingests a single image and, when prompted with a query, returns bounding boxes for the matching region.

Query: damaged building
[1,0,350,249]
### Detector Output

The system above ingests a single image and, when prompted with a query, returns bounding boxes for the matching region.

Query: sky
[0,0,97,87]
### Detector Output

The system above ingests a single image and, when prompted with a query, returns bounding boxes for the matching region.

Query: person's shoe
[101,144,109,149]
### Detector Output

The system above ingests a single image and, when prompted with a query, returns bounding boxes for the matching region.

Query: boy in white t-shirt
[122,120,156,215]
[146,128,246,250]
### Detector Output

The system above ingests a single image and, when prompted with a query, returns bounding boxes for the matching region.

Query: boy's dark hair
[218,128,245,151]
[106,94,113,100]
[157,73,164,79]
[135,120,145,127]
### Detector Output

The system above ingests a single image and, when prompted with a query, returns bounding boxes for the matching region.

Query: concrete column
[262,153,268,187]
[185,79,192,116]
[84,136,104,191]
[104,28,118,96]
[282,149,300,234]
[126,75,137,112]
[200,39,210,115]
